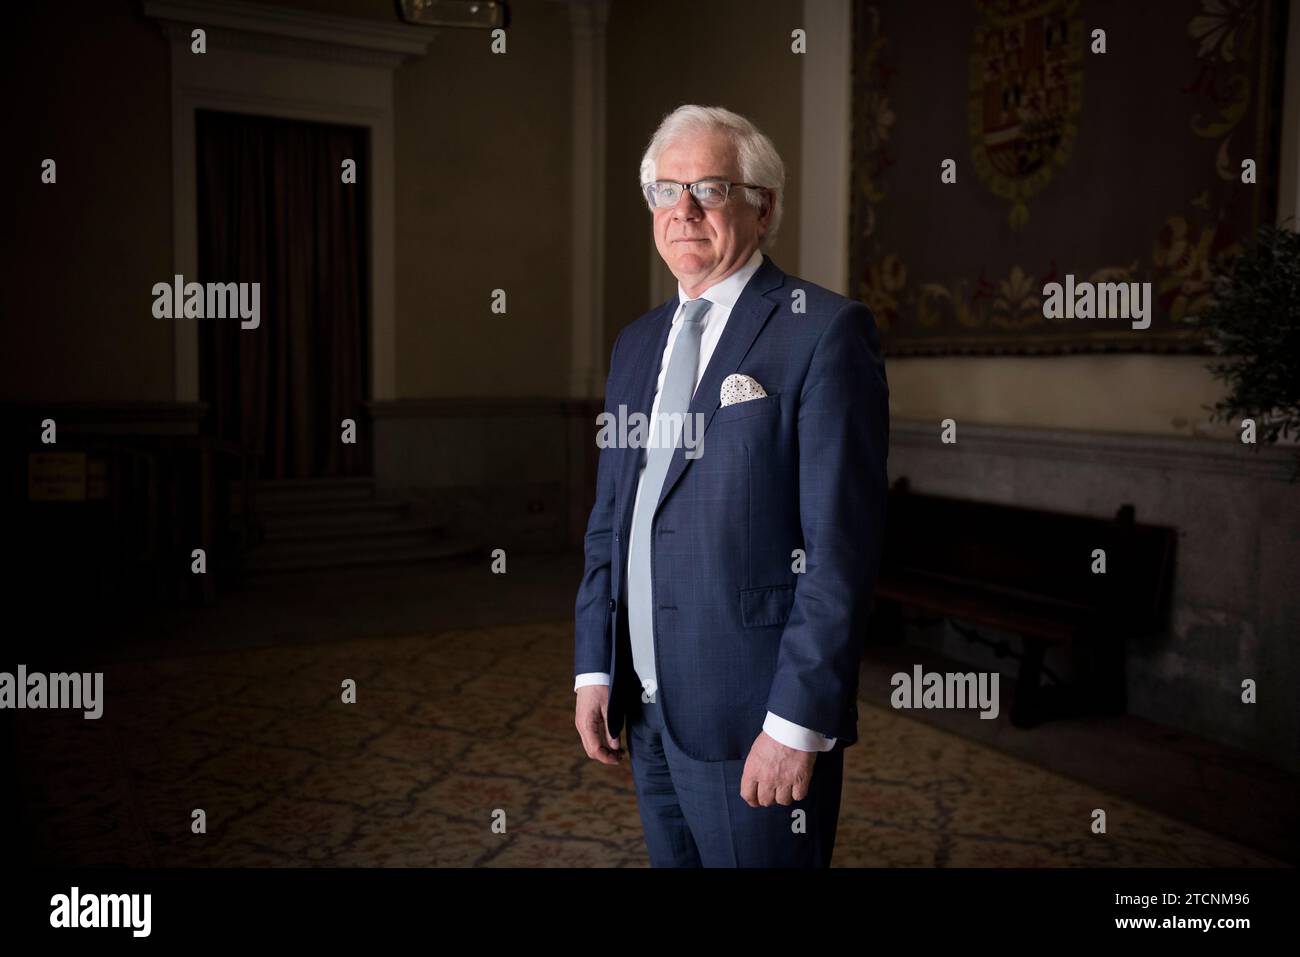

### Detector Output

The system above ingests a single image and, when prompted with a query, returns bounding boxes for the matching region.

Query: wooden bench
[870,478,1176,727]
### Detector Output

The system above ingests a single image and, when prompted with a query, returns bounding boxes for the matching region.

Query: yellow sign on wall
[28,452,87,501]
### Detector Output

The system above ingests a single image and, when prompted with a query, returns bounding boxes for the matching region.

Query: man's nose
[672,188,702,219]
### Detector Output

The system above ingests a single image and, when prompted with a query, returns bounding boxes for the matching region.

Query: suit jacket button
[608,598,616,610]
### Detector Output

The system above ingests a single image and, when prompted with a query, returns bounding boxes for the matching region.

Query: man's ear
[753,191,774,243]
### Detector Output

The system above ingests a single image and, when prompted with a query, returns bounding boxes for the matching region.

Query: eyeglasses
[641,179,768,210]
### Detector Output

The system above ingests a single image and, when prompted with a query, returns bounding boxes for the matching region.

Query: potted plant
[1188,222,1300,481]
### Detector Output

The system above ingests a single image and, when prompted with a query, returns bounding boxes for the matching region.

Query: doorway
[196,109,371,479]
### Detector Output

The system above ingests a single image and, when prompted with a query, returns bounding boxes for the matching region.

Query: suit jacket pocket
[712,392,781,424]
[739,583,796,628]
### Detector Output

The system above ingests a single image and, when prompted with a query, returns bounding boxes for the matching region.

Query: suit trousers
[625,686,845,867]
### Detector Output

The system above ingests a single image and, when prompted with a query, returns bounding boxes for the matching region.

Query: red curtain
[196,109,370,478]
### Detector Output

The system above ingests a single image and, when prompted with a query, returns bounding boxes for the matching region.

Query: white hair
[638,104,785,250]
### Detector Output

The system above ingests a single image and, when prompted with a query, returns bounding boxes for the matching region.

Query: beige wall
[392,0,573,398]
[883,355,1235,438]
[604,0,804,355]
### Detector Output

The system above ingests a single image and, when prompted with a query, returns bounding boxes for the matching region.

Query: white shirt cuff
[763,711,836,752]
[574,672,611,692]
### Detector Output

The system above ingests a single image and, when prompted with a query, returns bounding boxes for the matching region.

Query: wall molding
[566,0,610,399]
[143,0,434,405]
[366,397,599,418]
[144,0,432,62]
[890,417,1297,481]
[1,401,208,435]
[798,0,852,293]
[1278,0,1300,226]
[367,402,1295,481]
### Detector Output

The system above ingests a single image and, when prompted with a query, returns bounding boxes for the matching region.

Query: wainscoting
[885,418,1300,774]
[368,397,603,556]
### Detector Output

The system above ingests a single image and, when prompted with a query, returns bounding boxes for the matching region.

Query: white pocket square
[720,373,767,407]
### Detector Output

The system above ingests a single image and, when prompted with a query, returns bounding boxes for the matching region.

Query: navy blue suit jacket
[574,253,890,762]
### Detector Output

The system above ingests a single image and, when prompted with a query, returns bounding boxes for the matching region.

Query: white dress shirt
[574,248,837,753]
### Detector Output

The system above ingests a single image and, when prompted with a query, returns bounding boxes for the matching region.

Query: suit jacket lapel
[612,254,787,533]
[614,295,677,530]
[654,255,785,516]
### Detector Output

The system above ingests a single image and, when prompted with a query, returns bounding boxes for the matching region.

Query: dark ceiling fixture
[397,0,509,29]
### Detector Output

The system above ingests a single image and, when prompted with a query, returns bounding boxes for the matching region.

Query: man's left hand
[740,730,817,807]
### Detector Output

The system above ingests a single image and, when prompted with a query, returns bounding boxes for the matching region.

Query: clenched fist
[575,684,623,764]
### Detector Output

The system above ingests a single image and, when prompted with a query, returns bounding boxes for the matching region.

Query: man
[573,105,889,867]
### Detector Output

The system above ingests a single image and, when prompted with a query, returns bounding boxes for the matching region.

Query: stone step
[252,520,452,550]
[255,498,416,528]
[242,537,484,575]
[232,476,378,509]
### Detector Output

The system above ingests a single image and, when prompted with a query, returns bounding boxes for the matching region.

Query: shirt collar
[676,248,764,313]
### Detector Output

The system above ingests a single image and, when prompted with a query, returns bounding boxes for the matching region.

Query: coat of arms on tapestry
[849,0,1287,355]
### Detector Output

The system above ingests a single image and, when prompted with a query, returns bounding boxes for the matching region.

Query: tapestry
[848,0,1287,355]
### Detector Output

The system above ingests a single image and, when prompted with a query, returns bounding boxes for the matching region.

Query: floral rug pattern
[13,621,1282,867]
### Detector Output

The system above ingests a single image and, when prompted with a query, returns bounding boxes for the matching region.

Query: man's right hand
[575,684,623,764]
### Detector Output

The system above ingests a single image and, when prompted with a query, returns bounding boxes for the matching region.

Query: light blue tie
[627,297,711,705]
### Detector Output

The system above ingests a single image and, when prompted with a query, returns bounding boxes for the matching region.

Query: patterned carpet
[13,620,1283,867]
